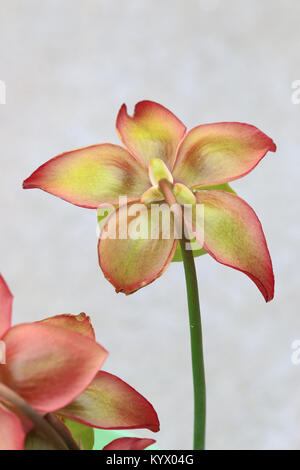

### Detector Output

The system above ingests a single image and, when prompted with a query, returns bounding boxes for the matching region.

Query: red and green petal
[58,371,159,432]
[116,101,186,170]
[40,313,95,340]
[0,323,107,412]
[23,144,150,209]
[194,190,274,302]
[171,183,235,263]
[0,404,25,450]
[173,122,276,188]
[98,203,177,294]
[0,274,13,339]
[103,437,155,450]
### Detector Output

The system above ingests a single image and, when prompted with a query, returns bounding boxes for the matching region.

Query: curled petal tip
[22,178,30,189]
[58,371,159,432]
[40,312,96,339]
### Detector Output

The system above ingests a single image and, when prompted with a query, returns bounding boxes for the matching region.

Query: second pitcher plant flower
[0,274,159,449]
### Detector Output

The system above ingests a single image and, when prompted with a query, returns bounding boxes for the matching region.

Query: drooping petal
[0,274,13,339]
[194,190,274,301]
[0,404,25,450]
[103,437,155,450]
[173,122,276,188]
[98,203,177,294]
[23,144,150,209]
[58,371,159,432]
[40,313,95,340]
[0,323,107,412]
[116,101,186,169]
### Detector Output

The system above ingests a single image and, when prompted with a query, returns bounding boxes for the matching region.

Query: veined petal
[58,371,159,432]
[23,144,149,209]
[0,404,25,450]
[116,101,186,169]
[40,313,95,340]
[194,190,274,301]
[0,274,13,339]
[173,122,276,187]
[98,204,177,294]
[0,323,107,412]
[103,437,155,450]
[171,183,235,262]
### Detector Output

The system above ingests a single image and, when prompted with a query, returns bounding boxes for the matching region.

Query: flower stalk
[179,237,206,450]
[45,413,80,450]
[159,179,206,450]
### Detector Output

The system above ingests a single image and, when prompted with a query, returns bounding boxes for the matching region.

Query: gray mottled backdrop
[0,0,299,449]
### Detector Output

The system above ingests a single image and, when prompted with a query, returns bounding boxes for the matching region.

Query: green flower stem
[159,179,206,450]
[0,383,69,450]
[179,237,206,450]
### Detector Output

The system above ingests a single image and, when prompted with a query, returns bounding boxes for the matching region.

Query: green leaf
[64,418,94,450]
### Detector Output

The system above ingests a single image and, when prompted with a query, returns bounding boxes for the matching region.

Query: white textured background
[0,0,300,450]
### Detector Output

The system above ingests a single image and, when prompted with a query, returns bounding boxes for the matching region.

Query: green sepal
[64,418,94,450]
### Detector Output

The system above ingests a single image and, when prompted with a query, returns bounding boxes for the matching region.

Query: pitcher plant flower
[0,274,159,450]
[23,100,275,302]
[23,100,276,449]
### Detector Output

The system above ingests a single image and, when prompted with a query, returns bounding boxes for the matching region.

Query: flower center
[141,158,196,205]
